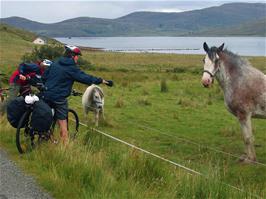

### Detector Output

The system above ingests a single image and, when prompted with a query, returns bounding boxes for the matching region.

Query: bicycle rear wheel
[16,111,33,154]
[67,108,79,139]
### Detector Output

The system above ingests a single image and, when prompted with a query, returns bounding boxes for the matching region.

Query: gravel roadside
[0,148,52,199]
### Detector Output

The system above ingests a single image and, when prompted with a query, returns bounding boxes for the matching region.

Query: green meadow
[0,24,266,198]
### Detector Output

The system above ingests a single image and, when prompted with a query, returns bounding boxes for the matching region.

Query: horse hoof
[239,154,247,162]
[238,155,256,164]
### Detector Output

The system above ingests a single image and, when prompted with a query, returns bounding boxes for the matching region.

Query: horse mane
[94,86,104,97]
[220,49,251,69]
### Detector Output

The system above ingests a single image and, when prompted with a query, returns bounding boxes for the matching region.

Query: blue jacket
[42,57,102,101]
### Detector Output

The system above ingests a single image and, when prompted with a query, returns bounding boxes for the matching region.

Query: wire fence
[68,93,265,198]
[70,118,263,199]
[69,97,266,167]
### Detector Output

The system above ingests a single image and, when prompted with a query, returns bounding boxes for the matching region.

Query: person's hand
[107,80,113,87]
[102,79,113,87]
[19,74,26,81]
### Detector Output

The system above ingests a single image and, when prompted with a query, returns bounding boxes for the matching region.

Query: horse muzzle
[96,104,103,109]
[201,77,213,88]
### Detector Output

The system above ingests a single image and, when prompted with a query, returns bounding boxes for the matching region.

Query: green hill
[0,23,37,42]
[197,18,266,36]
[0,24,59,74]
[0,24,35,74]
[1,3,265,37]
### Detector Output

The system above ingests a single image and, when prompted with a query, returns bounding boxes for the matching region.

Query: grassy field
[0,26,266,198]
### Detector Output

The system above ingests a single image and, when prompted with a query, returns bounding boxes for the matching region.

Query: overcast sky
[1,0,265,23]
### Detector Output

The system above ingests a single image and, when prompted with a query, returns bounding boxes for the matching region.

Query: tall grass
[1,118,259,199]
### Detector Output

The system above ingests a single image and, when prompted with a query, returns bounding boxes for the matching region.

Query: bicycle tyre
[16,111,32,154]
[39,117,57,145]
[67,108,79,139]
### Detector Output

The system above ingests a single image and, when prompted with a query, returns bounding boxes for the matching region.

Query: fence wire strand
[70,118,263,199]
[69,97,266,167]
[68,95,264,198]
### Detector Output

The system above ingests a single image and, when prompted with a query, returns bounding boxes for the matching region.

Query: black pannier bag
[7,96,27,128]
[31,100,53,132]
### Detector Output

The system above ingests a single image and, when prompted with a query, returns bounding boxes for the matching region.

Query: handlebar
[35,83,47,91]
[71,90,82,96]
[26,76,47,91]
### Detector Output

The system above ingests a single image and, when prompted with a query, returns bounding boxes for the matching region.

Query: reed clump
[160,78,168,93]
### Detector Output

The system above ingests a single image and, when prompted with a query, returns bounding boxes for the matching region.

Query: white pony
[82,85,104,127]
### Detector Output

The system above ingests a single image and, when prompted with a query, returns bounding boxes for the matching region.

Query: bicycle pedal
[52,139,59,145]
[49,137,59,145]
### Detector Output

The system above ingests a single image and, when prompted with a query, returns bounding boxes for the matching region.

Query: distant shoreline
[78,46,103,52]
[55,37,266,56]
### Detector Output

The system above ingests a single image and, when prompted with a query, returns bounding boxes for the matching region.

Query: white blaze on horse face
[93,91,103,108]
[202,54,215,87]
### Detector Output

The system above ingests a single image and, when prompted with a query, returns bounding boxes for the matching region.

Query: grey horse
[82,85,104,127]
[202,42,266,163]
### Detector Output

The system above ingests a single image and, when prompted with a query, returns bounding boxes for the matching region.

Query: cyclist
[9,59,52,99]
[0,59,52,115]
[41,45,113,144]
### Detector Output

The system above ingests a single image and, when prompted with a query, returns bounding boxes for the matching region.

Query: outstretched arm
[71,68,103,85]
[70,66,113,86]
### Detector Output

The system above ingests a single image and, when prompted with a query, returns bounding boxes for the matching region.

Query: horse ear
[203,42,209,52]
[218,43,224,52]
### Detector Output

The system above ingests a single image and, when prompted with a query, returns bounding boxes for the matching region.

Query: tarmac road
[0,149,52,199]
